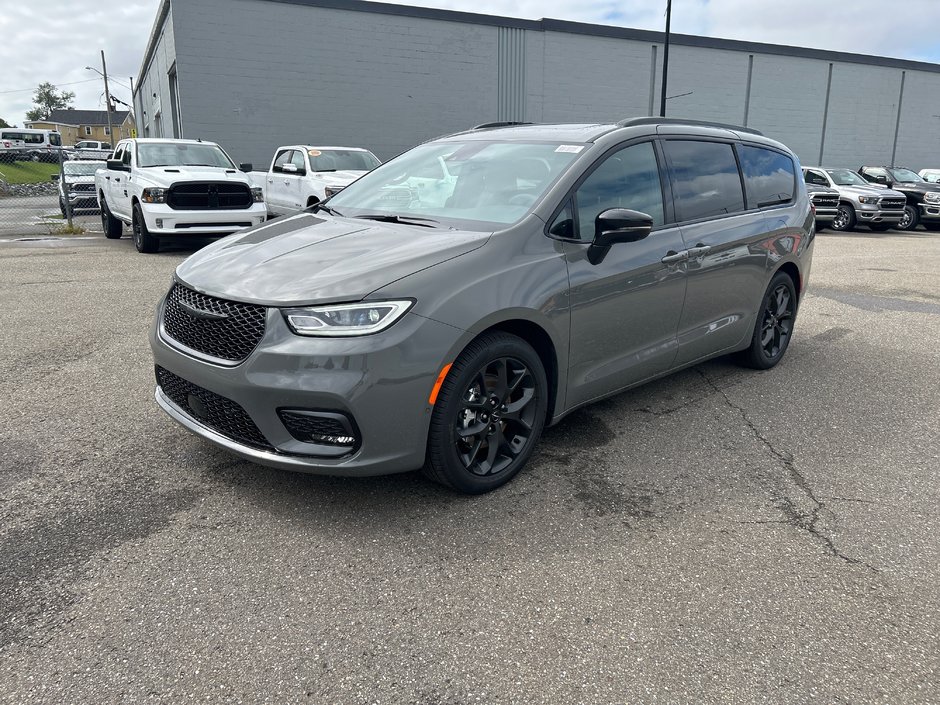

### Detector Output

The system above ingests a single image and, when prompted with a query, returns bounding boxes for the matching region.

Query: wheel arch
[774,261,802,302]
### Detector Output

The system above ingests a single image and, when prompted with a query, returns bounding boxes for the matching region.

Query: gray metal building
[133,0,940,170]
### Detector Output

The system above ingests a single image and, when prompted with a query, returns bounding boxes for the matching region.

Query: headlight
[283,300,413,337]
[141,187,166,203]
[858,195,879,204]
[924,192,940,204]
[324,186,344,198]
[251,186,264,203]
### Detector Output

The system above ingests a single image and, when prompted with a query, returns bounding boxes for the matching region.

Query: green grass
[0,161,61,184]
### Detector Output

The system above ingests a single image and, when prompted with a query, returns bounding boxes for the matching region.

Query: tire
[306,197,320,209]
[924,223,940,232]
[132,203,159,253]
[100,198,123,239]
[59,198,67,217]
[898,204,919,231]
[830,204,856,232]
[423,332,548,494]
[737,271,798,370]
[869,223,892,232]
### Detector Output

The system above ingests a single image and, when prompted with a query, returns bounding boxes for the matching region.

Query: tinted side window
[49,133,61,146]
[574,141,664,239]
[804,170,828,186]
[664,140,744,221]
[739,145,795,207]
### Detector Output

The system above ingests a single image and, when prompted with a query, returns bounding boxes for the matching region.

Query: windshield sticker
[308,149,321,157]
[555,145,584,153]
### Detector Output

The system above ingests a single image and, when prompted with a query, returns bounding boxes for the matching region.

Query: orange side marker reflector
[428,363,453,405]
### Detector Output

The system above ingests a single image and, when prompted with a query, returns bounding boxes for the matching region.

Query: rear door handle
[661,250,689,264]
[687,244,711,257]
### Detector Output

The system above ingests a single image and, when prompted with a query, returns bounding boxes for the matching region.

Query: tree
[25,82,75,122]
[0,117,11,128]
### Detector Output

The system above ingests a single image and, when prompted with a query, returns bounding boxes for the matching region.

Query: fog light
[155,218,163,228]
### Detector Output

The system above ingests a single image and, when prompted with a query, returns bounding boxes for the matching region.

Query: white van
[0,128,63,162]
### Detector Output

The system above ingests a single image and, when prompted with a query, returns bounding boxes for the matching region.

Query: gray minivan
[151,118,814,493]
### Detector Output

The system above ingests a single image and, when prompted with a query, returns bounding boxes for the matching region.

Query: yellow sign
[131,129,138,138]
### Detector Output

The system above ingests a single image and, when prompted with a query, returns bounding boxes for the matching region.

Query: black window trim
[660,136,750,226]
[544,136,674,243]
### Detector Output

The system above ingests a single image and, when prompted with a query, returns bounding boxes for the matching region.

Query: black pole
[659,0,672,117]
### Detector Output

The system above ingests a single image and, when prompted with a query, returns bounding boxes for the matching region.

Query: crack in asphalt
[695,368,878,572]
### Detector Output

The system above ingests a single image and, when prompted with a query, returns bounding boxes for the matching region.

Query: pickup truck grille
[71,183,95,193]
[166,182,252,210]
[811,193,839,208]
[879,197,906,211]
[162,283,267,363]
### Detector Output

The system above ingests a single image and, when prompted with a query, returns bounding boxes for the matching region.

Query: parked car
[96,138,267,252]
[804,181,839,230]
[252,145,381,217]
[54,160,105,215]
[71,140,113,161]
[802,166,905,232]
[0,136,25,163]
[3,128,63,162]
[858,165,940,231]
[917,169,940,184]
[151,118,813,493]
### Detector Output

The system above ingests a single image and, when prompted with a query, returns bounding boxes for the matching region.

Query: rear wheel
[831,204,856,231]
[101,198,123,239]
[737,271,797,370]
[423,332,548,494]
[898,205,919,231]
[132,204,159,253]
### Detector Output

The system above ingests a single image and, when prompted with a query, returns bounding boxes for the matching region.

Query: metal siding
[497,27,526,122]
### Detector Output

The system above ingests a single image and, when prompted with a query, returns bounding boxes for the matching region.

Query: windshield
[308,149,380,172]
[137,142,235,169]
[826,169,869,186]
[326,140,583,229]
[64,161,104,176]
[888,168,923,183]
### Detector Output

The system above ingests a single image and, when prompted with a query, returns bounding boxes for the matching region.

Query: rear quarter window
[663,140,745,221]
[739,145,795,207]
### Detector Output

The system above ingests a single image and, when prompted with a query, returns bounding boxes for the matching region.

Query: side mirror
[106,159,124,171]
[239,162,253,172]
[588,208,653,264]
[281,163,299,174]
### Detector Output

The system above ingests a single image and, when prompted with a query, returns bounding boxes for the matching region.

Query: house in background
[25,109,136,146]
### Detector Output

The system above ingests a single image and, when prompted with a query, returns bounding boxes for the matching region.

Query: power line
[0,78,101,95]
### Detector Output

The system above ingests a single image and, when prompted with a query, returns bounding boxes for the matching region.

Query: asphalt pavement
[0,229,937,704]
[0,195,102,237]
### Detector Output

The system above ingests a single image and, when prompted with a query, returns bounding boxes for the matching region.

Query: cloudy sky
[2,0,939,127]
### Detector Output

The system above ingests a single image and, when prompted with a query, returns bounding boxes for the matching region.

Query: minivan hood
[175,213,491,306]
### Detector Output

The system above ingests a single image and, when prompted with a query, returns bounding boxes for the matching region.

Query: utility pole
[129,76,135,139]
[100,50,114,144]
[659,0,672,118]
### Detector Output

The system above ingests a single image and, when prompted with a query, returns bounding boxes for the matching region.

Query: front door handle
[661,250,689,264]
[687,244,711,257]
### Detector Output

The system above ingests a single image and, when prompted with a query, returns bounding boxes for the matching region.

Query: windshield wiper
[312,203,343,216]
[352,214,439,228]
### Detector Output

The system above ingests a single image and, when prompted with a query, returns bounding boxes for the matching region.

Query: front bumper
[813,206,838,222]
[140,202,267,236]
[66,192,99,210]
[150,297,467,476]
[854,205,903,224]
[919,202,940,221]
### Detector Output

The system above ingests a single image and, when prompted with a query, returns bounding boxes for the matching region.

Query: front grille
[156,366,273,450]
[811,193,838,208]
[279,409,359,449]
[879,197,906,210]
[167,182,252,210]
[162,283,266,363]
[71,183,95,193]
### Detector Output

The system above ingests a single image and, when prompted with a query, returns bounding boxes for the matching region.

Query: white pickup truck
[250,145,380,217]
[96,138,266,253]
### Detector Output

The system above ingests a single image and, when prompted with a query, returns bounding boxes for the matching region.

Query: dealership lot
[0,231,938,703]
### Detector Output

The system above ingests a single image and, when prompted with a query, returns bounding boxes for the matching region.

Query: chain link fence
[0,147,104,239]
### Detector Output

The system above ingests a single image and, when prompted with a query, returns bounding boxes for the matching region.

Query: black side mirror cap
[106,159,124,171]
[239,162,253,172]
[588,208,653,264]
[50,174,60,181]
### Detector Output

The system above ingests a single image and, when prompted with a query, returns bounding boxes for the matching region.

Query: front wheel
[831,204,856,232]
[898,205,919,231]
[423,332,548,494]
[132,204,159,253]
[737,272,797,370]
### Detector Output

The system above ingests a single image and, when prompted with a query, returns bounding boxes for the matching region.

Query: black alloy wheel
[898,205,919,231]
[101,199,122,239]
[738,271,797,370]
[424,332,548,493]
[132,204,159,253]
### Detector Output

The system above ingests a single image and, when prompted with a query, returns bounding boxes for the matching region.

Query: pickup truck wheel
[132,204,159,253]
[898,205,919,231]
[831,204,856,231]
[59,198,67,217]
[101,200,123,239]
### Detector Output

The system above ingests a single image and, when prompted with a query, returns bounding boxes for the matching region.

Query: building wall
[136,3,177,141]
[136,0,940,170]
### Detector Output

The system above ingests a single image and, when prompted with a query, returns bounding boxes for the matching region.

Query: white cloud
[2,0,939,127]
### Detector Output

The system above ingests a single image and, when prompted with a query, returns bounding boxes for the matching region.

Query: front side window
[48,133,61,146]
[136,142,235,169]
[739,145,795,208]
[272,149,292,172]
[887,167,923,184]
[574,141,665,239]
[327,140,582,230]
[309,149,381,173]
[664,140,744,221]
[289,150,306,171]
[804,170,829,186]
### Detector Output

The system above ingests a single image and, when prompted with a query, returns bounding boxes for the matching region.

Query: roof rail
[471,121,535,130]
[617,117,763,136]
